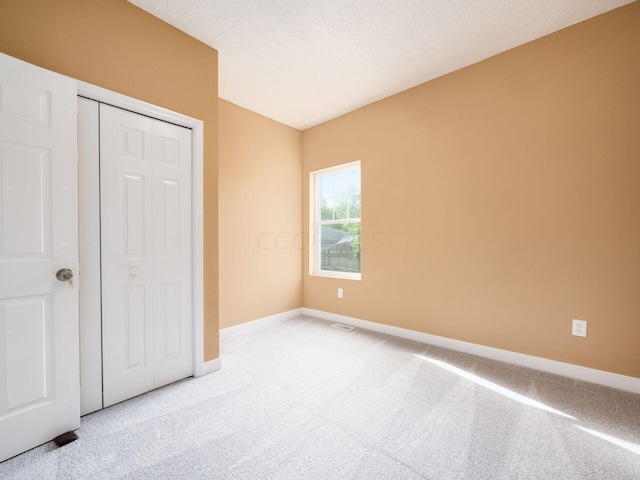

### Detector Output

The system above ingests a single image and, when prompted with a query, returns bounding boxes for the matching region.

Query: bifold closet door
[100,104,193,407]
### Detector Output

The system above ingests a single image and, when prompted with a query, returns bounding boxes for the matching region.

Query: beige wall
[0,0,220,360]
[219,100,302,328]
[302,3,640,378]
[2,0,637,378]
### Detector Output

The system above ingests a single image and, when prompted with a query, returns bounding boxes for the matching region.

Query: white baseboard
[220,308,303,339]
[302,308,640,395]
[201,357,222,376]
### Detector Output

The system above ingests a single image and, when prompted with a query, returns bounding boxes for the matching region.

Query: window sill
[310,271,361,281]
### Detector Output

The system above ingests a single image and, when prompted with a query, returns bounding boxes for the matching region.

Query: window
[310,161,361,279]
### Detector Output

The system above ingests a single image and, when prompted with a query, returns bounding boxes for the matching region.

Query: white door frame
[77,81,205,413]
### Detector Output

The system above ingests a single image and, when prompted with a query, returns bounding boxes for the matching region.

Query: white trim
[77,82,201,129]
[302,308,640,394]
[76,80,206,380]
[202,357,222,376]
[311,160,361,177]
[309,161,362,280]
[220,308,303,339]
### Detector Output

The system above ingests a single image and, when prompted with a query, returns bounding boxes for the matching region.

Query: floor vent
[331,323,355,332]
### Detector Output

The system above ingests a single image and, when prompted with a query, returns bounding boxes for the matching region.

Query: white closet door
[100,104,193,407]
[77,97,103,416]
[0,53,79,462]
[150,119,194,388]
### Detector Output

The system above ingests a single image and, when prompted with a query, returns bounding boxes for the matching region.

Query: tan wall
[302,3,640,378]
[219,100,302,328]
[0,0,220,360]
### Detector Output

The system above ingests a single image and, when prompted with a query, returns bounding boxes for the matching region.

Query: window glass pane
[334,172,348,196]
[321,198,334,221]
[348,194,360,219]
[334,194,348,220]
[348,169,360,194]
[321,176,333,202]
[319,222,361,274]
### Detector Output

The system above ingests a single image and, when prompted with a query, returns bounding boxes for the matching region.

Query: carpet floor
[1,315,639,479]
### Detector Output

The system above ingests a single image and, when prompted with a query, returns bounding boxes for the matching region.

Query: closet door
[78,97,102,415]
[100,104,193,407]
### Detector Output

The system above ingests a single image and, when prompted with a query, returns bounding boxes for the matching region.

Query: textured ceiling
[128,0,633,130]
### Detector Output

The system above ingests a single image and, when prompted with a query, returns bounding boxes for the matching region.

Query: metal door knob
[56,268,74,281]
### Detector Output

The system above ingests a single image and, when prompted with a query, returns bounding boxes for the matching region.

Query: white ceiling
[128,0,633,130]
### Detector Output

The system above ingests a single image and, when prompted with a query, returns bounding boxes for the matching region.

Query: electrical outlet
[572,319,587,337]
[337,288,343,299]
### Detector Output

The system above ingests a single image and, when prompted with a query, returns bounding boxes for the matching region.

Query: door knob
[56,268,74,281]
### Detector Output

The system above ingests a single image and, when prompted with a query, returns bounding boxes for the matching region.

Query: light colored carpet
[1,315,639,479]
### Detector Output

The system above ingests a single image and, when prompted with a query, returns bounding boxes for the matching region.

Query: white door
[100,104,193,407]
[0,53,79,462]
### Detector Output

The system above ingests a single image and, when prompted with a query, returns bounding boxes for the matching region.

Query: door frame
[77,81,205,413]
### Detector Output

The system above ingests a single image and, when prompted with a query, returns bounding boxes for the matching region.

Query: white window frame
[309,161,361,280]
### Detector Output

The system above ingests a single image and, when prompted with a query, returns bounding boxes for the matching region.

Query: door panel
[0,53,79,463]
[0,145,50,256]
[159,179,180,257]
[101,106,154,407]
[122,173,147,258]
[78,97,102,416]
[1,296,51,410]
[159,282,181,357]
[122,284,148,369]
[101,104,192,407]
[0,81,51,128]
[152,118,192,389]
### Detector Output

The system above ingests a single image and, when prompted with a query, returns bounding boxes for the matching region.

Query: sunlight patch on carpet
[414,354,575,420]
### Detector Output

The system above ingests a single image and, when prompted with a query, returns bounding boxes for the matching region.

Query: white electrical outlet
[572,319,587,337]
[337,288,343,299]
